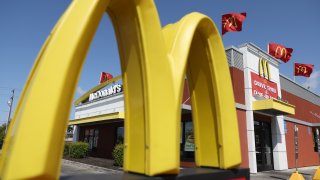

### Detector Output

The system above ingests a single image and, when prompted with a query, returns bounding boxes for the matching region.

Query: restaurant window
[116,127,124,144]
[313,128,320,152]
[93,129,99,148]
[184,121,195,152]
[181,121,194,161]
[84,128,99,151]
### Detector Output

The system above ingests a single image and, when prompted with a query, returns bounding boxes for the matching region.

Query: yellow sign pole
[290,125,305,180]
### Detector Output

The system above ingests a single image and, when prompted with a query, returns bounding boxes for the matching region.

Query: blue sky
[0,0,320,124]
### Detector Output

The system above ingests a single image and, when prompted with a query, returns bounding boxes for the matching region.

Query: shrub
[64,142,71,156]
[67,142,89,159]
[112,143,124,167]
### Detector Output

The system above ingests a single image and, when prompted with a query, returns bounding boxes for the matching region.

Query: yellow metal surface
[0,0,241,178]
[68,112,124,126]
[252,98,295,115]
[313,167,320,180]
[290,171,305,180]
[162,12,241,168]
[74,75,122,105]
[107,0,179,174]
[0,0,110,179]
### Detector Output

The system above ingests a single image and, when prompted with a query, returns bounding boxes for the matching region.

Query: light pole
[5,89,14,134]
[294,124,298,172]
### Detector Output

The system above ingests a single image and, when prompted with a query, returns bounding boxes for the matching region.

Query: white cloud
[76,86,86,96]
[302,70,320,92]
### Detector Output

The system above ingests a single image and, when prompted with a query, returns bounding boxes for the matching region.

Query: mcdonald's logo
[296,65,308,74]
[294,63,314,77]
[275,46,287,59]
[259,58,271,80]
[0,0,241,178]
[223,16,237,28]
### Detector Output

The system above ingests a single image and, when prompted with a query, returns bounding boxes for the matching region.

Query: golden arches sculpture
[0,0,241,179]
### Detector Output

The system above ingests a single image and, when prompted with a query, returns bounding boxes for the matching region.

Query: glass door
[181,121,195,161]
[254,120,273,171]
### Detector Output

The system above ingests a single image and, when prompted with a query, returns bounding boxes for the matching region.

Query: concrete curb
[62,159,122,174]
[250,166,318,180]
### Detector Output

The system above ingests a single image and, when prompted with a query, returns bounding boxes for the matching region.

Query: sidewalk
[61,159,122,179]
[251,166,318,180]
[63,157,319,179]
[63,157,122,171]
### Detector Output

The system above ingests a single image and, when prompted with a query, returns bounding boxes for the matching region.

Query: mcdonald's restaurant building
[69,43,320,173]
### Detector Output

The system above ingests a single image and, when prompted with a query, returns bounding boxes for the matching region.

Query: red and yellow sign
[251,72,278,99]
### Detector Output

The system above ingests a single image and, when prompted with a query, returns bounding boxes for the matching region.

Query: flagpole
[293,61,296,82]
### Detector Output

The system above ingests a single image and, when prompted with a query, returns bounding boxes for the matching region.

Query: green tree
[0,123,7,146]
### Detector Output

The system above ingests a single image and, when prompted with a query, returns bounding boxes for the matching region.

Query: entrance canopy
[252,99,295,116]
[69,112,124,125]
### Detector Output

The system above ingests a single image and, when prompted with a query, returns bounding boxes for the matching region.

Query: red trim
[180,161,196,168]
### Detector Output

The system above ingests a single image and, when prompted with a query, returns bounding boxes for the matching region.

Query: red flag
[222,12,246,35]
[99,72,113,83]
[268,43,293,63]
[294,63,314,77]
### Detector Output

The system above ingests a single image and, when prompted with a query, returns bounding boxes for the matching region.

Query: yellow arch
[163,12,241,169]
[0,1,111,179]
[0,0,241,178]
[106,0,178,175]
